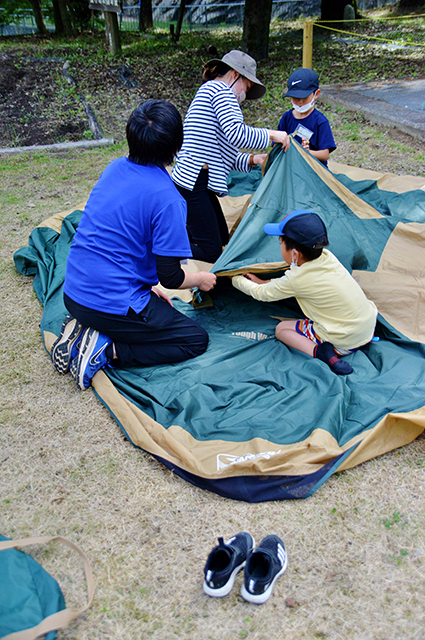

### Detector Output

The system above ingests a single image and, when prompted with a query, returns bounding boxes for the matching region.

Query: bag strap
[0,535,94,640]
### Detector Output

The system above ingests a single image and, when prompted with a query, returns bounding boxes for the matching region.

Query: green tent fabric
[14,142,425,502]
[216,144,415,276]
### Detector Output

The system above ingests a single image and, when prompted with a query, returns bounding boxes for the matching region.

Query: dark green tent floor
[14,149,425,502]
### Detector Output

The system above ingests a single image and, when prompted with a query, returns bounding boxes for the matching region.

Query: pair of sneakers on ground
[50,315,112,390]
[203,533,287,604]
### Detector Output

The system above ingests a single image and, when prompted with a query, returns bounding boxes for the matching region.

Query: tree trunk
[174,0,187,42]
[28,0,48,35]
[139,0,153,31]
[67,0,91,32]
[398,0,423,7]
[105,11,122,56]
[52,0,64,34]
[321,0,359,21]
[56,0,74,36]
[242,0,273,61]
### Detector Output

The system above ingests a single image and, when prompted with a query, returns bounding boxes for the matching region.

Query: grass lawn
[1,9,425,639]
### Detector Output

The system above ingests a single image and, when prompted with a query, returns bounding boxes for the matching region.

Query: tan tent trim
[329,160,425,194]
[292,142,382,219]
[353,221,425,343]
[339,406,425,471]
[92,369,211,475]
[86,364,425,480]
[37,204,87,234]
[216,262,290,277]
[221,193,253,238]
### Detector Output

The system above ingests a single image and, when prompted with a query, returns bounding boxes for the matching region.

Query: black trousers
[64,292,209,367]
[174,169,229,264]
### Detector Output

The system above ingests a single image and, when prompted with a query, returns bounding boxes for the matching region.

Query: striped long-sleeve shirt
[171,80,270,197]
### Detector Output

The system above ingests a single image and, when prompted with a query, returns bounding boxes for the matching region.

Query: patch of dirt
[0,47,202,148]
[0,53,88,147]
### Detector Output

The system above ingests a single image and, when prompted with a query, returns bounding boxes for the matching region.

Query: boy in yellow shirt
[232,210,377,375]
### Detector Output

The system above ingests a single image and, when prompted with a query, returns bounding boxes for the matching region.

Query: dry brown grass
[1,126,425,640]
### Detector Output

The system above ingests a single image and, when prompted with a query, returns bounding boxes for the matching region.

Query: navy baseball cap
[263,210,329,249]
[284,68,319,99]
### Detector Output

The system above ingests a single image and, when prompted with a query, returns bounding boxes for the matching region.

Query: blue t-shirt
[64,157,192,315]
[277,109,336,166]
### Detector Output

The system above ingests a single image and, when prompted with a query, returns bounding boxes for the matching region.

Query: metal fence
[0,0,396,37]
[0,10,54,36]
[0,1,320,36]
[120,1,321,31]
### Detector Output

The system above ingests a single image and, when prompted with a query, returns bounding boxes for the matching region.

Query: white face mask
[292,95,316,114]
[230,76,246,105]
[233,88,246,105]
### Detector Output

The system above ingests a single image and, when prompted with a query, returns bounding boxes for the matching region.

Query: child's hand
[301,138,310,150]
[245,273,270,285]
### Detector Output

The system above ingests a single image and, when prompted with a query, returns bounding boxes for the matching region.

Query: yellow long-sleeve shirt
[232,249,377,350]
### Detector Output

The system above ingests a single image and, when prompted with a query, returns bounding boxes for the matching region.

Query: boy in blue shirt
[277,68,336,166]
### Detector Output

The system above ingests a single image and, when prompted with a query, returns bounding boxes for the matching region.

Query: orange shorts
[295,319,357,356]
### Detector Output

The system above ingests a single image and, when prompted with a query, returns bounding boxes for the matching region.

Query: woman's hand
[268,130,290,151]
[301,138,310,150]
[152,286,173,307]
[197,271,217,291]
[180,270,216,291]
[253,153,267,166]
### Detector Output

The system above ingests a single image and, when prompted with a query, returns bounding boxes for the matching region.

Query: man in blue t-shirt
[52,100,216,390]
[277,68,336,166]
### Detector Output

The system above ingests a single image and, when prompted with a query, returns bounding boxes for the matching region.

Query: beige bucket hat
[205,49,266,100]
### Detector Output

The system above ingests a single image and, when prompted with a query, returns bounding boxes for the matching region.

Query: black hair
[126,99,183,167]
[202,61,233,82]
[280,234,323,262]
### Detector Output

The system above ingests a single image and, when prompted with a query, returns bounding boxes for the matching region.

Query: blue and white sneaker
[51,315,84,374]
[241,535,288,604]
[203,533,255,598]
[69,328,112,390]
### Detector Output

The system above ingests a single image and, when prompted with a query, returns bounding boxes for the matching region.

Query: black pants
[64,292,209,367]
[175,169,229,263]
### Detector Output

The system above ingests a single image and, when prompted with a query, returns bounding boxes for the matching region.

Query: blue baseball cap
[263,210,329,249]
[284,68,319,99]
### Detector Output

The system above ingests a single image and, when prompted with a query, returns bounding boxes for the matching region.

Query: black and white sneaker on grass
[69,327,112,390]
[51,314,84,374]
[241,534,287,604]
[203,533,255,598]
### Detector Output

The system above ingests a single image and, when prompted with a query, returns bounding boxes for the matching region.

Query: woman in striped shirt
[172,50,289,264]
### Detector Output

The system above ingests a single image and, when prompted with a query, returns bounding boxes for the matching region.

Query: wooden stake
[303,21,313,69]
[105,10,121,57]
